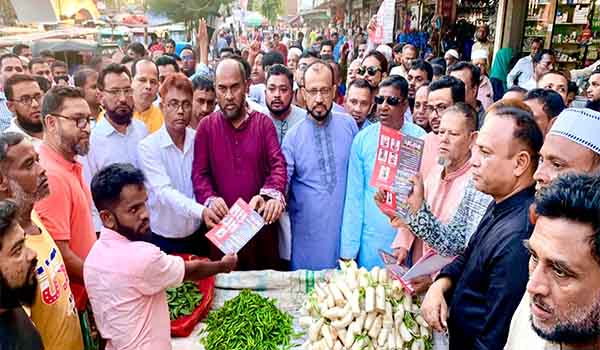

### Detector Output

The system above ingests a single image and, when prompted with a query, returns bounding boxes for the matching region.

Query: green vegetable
[200,289,298,350]
[167,281,204,321]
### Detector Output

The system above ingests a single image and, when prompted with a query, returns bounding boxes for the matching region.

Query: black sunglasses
[374,95,401,106]
[358,66,382,76]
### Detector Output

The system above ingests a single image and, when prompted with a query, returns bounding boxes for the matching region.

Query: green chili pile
[201,289,296,350]
[166,281,204,320]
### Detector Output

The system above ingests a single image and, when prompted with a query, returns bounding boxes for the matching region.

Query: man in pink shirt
[84,163,236,350]
[381,103,478,293]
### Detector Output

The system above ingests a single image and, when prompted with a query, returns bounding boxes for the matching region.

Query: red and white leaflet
[402,250,455,281]
[205,198,265,255]
[370,126,403,190]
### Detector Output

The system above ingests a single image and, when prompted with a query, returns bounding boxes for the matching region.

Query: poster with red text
[205,198,265,255]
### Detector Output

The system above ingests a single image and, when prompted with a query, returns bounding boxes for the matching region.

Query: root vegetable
[370,266,380,281]
[337,279,354,301]
[300,316,313,328]
[378,268,388,284]
[365,286,375,313]
[364,312,377,330]
[329,284,345,306]
[402,294,413,311]
[368,315,383,339]
[355,310,367,331]
[333,340,343,350]
[416,315,429,328]
[378,327,389,347]
[399,322,413,343]
[350,338,366,350]
[332,311,353,329]
[375,285,386,312]
[412,339,425,350]
[388,328,396,349]
[321,324,335,348]
[322,307,345,320]
[350,289,361,316]
[310,318,325,342]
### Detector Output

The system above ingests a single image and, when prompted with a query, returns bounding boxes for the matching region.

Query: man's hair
[410,60,433,82]
[28,57,47,72]
[429,76,466,103]
[159,73,193,99]
[378,75,409,100]
[98,63,131,91]
[155,56,180,73]
[348,78,375,94]
[303,61,335,86]
[402,44,417,54]
[506,85,528,95]
[442,102,478,131]
[488,99,534,115]
[73,68,97,88]
[534,173,600,265]
[431,64,445,77]
[4,74,37,101]
[393,44,403,54]
[539,70,569,84]
[262,51,285,70]
[362,50,389,75]
[180,45,194,56]
[51,60,67,72]
[39,50,54,59]
[192,75,214,93]
[127,42,146,57]
[533,49,555,64]
[430,57,446,72]
[0,132,25,165]
[321,40,334,50]
[41,86,85,127]
[131,58,158,78]
[12,44,29,56]
[591,66,600,78]
[219,47,234,57]
[165,53,182,62]
[524,88,566,119]
[89,55,105,71]
[0,199,18,250]
[531,37,544,46]
[267,64,293,89]
[568,81,578,95]
[34,76,51,93]
[0,53,20,69]
[91,163,146,212]
[489,106,544,168]
[164,38,176,47]
[300,50,319,60]
[448,61,481,87]
[120,55,135,65]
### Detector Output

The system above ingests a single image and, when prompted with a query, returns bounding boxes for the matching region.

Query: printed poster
[205,198,265,255]
[368,0,396,44]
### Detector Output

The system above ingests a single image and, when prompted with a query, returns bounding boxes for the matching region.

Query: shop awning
[300,9,331,21]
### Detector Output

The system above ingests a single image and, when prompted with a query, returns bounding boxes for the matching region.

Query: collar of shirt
[0,91,6,101]
[222,106,255,131]
[491,185,536,217]
[95,115,137,137]
[38,143,82,172]
[99,226,130,243]
[156,125,195,154]
[441,159,472,182]
[307,111,333,127]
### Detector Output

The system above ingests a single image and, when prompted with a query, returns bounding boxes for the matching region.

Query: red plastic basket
[170,254,215,338]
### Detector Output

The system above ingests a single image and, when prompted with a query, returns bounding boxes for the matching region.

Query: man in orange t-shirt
[34,86,96,309]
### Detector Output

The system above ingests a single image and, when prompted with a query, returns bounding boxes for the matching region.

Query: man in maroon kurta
[192,58,287,271]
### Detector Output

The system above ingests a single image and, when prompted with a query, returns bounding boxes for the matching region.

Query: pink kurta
[419,132,441,179]
[478,75,494,111]
[392,160,473,263]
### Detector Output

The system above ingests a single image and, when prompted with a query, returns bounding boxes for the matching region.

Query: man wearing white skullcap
[472,49,494,109]
[505,107,600,350]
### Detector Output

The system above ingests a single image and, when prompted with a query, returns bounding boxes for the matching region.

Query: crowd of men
[1,20,600,350]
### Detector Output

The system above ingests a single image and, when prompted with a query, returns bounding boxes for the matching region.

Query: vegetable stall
[169,261,433,350]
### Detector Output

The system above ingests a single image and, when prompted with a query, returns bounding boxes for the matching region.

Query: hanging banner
[368,0,396,44]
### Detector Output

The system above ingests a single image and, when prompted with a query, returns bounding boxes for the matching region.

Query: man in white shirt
[4,74,43,148]
[519,49,556,92]
[138,73,220,254]
[507,38,543,88]
[83,63,149,231]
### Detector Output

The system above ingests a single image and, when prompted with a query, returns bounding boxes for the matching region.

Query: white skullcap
[549,108,600,155]
[288,47,302,58]
[471,49,488,61]
[376,44,393,66]
[445,49,459,60]
[389,66,405,77]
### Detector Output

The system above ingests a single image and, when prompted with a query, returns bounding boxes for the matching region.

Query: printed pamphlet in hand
[370,125,424,220]
[205,198,265,255]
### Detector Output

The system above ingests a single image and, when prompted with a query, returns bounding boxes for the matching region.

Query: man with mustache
[0,199,43,350]
[83,63,149,232]
[0,54,25,132]
[34,85,96,320]
[344,78,374,130]
[282,61,358,270]
[340,75,426,268]
[138,74,220,254]
[131,59,164,133]
[190,75,216,130]
[0,132,83,349]
[265,64,305,144]
[192,58,287,271]
[85,163,236,350]
[5,74,44,147]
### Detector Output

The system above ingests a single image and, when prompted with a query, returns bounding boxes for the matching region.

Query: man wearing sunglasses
[340,75,426,268]
[5,74,44,148]
[359,51,388,90]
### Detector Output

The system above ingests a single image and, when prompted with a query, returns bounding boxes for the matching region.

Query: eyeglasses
[374,95,401,106]
[426,104,450,115]
[51,113,91,129]
[304,87,332,97]
[103,88,133,98]
[181,55,195,61]
[358,66,382,76]
[10,94,43,106]
[166,100,192,111]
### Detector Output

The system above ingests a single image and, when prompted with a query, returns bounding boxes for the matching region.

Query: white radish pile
[299,261,432,350]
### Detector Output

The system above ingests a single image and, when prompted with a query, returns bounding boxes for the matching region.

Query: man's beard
[0,259,38,308]
[105,103,133,126]
[266,98,292,117]
[16,113,43,134]
[307,102,332,122]
[531,293,600,345]
[112,212,152,243]
[58,123,89,156]
[220,102,244,120]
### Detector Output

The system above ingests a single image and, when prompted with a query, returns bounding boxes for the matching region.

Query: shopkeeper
[84,163,237,350]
